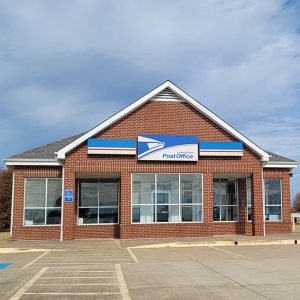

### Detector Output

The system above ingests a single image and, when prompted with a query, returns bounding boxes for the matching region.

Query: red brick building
[5,81,298,240]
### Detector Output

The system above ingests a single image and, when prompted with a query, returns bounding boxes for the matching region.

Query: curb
[129,239,299,249]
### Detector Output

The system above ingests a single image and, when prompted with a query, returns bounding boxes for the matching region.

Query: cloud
[0,0,299,197]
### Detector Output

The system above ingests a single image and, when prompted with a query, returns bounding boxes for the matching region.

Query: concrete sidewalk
[121,233,300,249]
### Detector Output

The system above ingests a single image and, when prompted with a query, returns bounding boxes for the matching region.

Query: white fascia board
[4,158,61,166]
[56,80,269,161]
[263,162,298,169]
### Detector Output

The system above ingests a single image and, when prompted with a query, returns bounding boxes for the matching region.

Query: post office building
[5,81,298,240]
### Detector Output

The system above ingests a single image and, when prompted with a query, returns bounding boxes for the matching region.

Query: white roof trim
[56,81,270,161]
[5,158,61,166]
[264,161,298,169]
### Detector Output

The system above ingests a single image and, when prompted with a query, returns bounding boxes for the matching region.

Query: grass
[0,232,11,243]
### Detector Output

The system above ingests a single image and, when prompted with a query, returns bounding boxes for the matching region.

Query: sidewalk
[120,232,300,249]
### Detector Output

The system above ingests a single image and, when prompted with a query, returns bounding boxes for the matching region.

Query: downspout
[262,161,267,237]
[10,171,15,237]
[60,164,64,242]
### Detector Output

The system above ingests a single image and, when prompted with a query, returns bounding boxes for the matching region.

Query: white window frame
[131,173,203,224]
[23,178,62,227]
[246,178,252,222]
[77,179,120,225]
[213,179,239,222]
[264,178,283,222]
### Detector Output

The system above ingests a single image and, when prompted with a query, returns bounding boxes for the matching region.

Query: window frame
[23,178,62,227]
[246,178,252,222]
[77,179,120,226]
[264,178,283,222]
[131,173,204,224]
[213,178,239,223]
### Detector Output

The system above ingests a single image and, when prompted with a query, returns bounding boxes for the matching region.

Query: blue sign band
[199,141,243,150]
[88,139,136,149]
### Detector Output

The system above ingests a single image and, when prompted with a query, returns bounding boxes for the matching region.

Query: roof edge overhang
[55,81,270,162]
[263,161,298,169]
[4,158,62,166]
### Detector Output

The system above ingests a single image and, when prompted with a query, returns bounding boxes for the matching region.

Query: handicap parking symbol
[64,189,73,202]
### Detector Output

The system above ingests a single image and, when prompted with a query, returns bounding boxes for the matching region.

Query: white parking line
[24,292,121,295]
[127,247,139,263]
[45,270,116,273]
[21,250,51,269]
[35,283,119,285]
[115,264,131,300]
[42,276,116,279]
[9,267,48,300]
[40,258,132,261]
[46,254,130,257]
[46,266,116,269]
[209,246,249,258]
[34,262,124,265]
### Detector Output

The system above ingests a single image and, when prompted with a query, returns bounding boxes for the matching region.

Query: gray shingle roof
[9,133,84,159]
[7,134,297,164]
[267,151,297,163]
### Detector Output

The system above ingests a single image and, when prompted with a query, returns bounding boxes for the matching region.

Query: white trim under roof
[4,158,61,166]
[56,81,270,161]
[263,161,298,168]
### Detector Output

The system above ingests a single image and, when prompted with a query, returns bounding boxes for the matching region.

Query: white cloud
[0,0,299,196]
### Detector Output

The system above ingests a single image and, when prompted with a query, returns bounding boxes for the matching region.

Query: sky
[0,0,299,201]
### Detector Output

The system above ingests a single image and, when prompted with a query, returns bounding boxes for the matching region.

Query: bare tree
[292,193,300,213]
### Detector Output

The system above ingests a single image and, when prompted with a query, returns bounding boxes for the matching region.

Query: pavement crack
[178,250,271,300]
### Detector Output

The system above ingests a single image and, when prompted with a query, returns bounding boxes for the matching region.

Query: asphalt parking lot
[1,238,300,299]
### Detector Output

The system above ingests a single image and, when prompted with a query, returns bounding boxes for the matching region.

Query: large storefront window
[264,179,282,221]
[132,173,202,223]
[78,179,119,224]
[213,179,238,221]
[24,178,62,225]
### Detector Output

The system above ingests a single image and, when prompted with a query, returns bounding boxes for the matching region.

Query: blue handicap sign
[64,189,73,202]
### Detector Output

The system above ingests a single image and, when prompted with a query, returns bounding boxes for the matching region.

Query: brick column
[119,173,131,239]
[203,173,214,235]
[62,167,76,241]
[251,169,264,236]
[238,179,247,235]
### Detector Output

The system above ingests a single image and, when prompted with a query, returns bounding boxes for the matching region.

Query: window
[132,173,202,223]
[24,178,62,225]
[78,179,119,224]
[213,179,238,221]
[264,179,282,221]
[246,178,252,221]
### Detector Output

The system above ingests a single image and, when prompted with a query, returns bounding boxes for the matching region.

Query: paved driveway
[1,239,300,299]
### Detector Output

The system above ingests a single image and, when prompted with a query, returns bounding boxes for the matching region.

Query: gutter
[263,161,298,169]
[4,158,62,166]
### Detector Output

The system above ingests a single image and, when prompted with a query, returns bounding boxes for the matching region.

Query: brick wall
[263,168,291,234]
[62,100,264,239]
[11,100,292,240]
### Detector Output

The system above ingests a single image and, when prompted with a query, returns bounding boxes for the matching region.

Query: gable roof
[56,81,270,161]
[4,80,298,168]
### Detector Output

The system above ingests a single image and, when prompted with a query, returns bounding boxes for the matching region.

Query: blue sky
[0,0,299,201]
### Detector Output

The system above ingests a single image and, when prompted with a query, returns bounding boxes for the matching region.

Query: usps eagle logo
[137,136,165,159]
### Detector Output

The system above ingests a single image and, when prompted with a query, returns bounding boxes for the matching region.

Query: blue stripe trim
[88,139,136,149]
[199,141,243,150]
[0,263,12,269]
